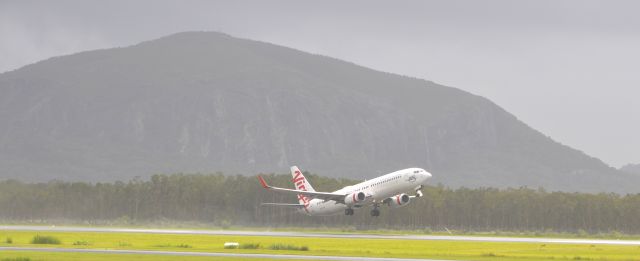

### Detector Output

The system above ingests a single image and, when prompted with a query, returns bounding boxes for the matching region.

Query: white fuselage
[299,168,431,216]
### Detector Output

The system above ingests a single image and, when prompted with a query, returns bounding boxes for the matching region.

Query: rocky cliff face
[0,32,636,192]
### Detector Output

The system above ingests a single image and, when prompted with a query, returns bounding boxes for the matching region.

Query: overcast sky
[1,0,638,167]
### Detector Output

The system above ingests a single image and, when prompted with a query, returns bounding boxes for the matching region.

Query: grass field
[0,251,314,261]
[1,230,640,261]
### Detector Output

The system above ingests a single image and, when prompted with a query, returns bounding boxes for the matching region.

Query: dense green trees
[1,173,639,234]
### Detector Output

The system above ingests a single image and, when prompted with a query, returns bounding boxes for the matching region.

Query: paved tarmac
[2,225,640,246]
[0,246,449,261]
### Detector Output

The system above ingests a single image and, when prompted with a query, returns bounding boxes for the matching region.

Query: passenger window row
[352,175,404,192]
[372,175,401,186]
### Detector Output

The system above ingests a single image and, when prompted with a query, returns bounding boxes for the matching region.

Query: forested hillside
[1,173,639,234]
[1,32,637,192]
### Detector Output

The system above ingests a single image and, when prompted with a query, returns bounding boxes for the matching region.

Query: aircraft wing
[260,203,306,208]
[258,175,346,202]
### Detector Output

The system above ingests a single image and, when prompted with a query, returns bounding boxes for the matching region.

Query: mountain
[620,164,640,175]
[0,31,637,193]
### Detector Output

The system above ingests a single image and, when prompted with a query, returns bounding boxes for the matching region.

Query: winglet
[257,175,270,189]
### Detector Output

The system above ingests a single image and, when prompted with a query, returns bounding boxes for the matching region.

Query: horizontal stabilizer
[257,175,347,203]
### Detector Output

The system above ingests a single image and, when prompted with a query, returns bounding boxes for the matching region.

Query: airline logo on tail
[291,166,312,212]
[292,170,308,191]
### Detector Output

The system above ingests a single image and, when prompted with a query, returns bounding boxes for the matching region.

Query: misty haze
[1,1,639,261]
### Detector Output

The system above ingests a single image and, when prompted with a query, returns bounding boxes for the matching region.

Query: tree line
[1,173,639,234]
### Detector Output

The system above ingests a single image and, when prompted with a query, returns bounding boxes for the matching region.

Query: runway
[2,225,640,246]
[0,246,448,261]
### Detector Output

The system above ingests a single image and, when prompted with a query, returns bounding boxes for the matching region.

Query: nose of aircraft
[420,170,432,183]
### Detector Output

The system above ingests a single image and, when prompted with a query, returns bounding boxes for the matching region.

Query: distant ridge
[620,164,640,175]
[0,31,637,193]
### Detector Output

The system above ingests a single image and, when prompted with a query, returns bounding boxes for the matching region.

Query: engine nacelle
[344,192,366,206]
[386,193,411,208]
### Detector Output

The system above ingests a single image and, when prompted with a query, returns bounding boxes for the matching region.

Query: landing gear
[415,185,424,197]
[370,208,380,217]
[345,208,354,216]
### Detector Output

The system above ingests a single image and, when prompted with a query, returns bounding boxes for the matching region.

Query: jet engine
[386,193,410,208]
[344,192,366,206]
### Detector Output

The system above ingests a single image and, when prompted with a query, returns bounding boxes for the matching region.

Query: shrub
[577,229,588,237]
[608,231,623,239]
[482,252,504,257]
[219,219,232,229]
[31,235,61,245]
[422,227,432,234]
[154,243,192,248]
[5,237,12,244]
[239,243,260,249]
[268,244,309,251]
[73,241,91,246]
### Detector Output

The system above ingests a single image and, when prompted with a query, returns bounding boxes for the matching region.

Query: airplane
[258,166,432,217]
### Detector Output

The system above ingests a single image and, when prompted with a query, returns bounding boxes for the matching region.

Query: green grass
[1,230,640,260]
[154,243,192,248]
[72,240,91,246]
[1,257,31,261]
